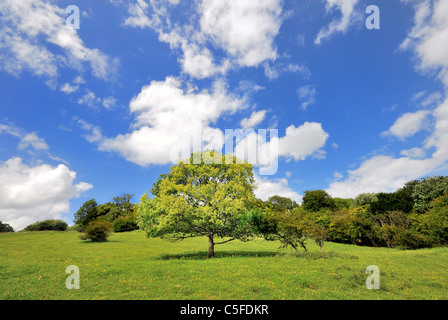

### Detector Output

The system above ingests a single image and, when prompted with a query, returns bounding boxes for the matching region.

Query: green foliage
[137,151,258,258]
[0,221,14,233]
[370,192,414,214]
[333,198,354,211]
[302,190,336,212]
[74,199,99,229]
[112,216,138,233]
[267,195,299,210]
[353,193,378,208]
[24,219,68,231]
[80,221,112,242]
[411,194,448,245]
[413,176,448,213]
[261,206,309,252]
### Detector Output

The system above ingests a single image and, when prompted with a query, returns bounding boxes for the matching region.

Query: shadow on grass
[156,250,343,260]
[156,250,280,260]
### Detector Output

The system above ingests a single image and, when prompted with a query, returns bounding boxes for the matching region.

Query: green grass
[1,231,447,300]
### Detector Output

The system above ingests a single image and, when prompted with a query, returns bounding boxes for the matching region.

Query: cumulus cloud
[0,0,117,83]
[123,0,284,78]
[381,110,431,140]
[240,110,267,130]
[98,76,248,165]
[0,157,92,231]
[254,174,302,203]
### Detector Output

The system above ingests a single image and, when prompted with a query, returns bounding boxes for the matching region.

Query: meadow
[1,230,447,300]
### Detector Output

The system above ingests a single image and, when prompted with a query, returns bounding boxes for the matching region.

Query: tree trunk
[207,234,215,258]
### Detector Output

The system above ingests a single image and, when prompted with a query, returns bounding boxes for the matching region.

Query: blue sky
[1,0,448,231]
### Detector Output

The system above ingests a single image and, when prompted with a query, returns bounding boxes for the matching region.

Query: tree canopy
[137,151,259,258]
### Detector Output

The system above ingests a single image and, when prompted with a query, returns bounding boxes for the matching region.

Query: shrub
[80,221,112,242]
[0,221,14,233]
[112,216,138,232]
[24,219,68,231]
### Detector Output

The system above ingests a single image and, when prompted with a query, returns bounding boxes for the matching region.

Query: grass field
[1,230,447,300]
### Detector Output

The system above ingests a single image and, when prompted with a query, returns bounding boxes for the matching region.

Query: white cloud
[400,0,448,86]
[240,110,267,130]
[0,157,92,231]
[381,110,431,140]
[400,147,426,159]
[0,0,117,82]
[60,83,79,94]
[327,155,439,198]
[77,90,102,108]
[233,121,329,170]
[264,62,311,80]
[277,122,329,161]
[17,132,49,151]
[102,96,118,110]
[123,0,284,79]
[315,0,361,45]
[297,85,317,110]
[0,124,49,152]
[254,174,302,203]
[99,76,248,165]
[198,0,282,67]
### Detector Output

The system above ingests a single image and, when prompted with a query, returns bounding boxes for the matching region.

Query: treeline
[257,176,448,250]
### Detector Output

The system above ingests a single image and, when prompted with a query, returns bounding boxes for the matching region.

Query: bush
[24,219,68,231]
[0,221,14,233]
[112,216,138,232]
[80,221,112,242]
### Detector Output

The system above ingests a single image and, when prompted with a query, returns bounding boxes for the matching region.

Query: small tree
[80,221,112,242]
[74,199,99,230]
[137,151,258,258]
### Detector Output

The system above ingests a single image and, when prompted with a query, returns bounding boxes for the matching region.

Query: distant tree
[302,190,336,212]
[0,221,14,233]
[73,199,99,229]
[24,219,68,231]
[137,151,258,258]
[353,193,378,208]
[97,202,122,222]
[411,194,448,245]
[412,176,448,213]
[113,193,135,215]
[370,192,414,215]
[262,206,309,252]
[267,195,299,210]
[333,198,354,210]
